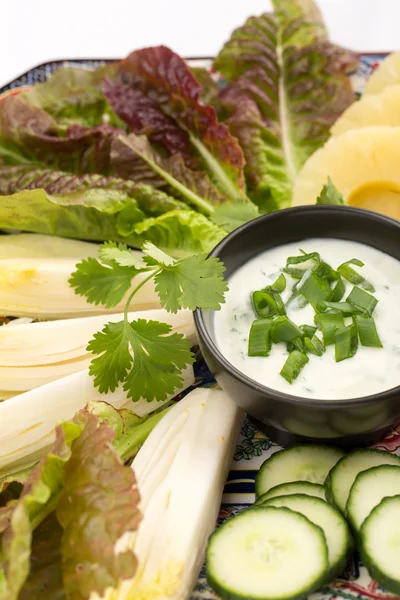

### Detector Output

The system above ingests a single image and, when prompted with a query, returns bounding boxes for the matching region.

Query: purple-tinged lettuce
[116,46,247,201]
[214,1,358,211]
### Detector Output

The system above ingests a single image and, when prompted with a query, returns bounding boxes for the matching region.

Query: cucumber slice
[206,506,328,600]
[263,494,353,581]
[360,496,400,595]
[255,445,345,498]
[325,449,400,514]
[347,464,400,532]
[254,482,326,505]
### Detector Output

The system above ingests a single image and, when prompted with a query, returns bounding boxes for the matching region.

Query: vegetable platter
[1,0,400,597]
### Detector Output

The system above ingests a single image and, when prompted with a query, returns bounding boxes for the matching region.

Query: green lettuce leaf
[22,65,124,128]
[117,46,247,201]
[211,201,260,233]
[132,209,226,257]
[214,2,358,211]
[0,187,224,254]
[0,188,145,244]
[0,165,187,216]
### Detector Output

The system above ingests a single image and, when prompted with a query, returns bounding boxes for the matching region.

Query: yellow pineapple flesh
[292,126,400,220]
[364,52,400,95]
[331,85,400,137]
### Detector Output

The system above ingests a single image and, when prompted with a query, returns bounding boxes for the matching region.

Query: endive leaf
[214,2,358,211]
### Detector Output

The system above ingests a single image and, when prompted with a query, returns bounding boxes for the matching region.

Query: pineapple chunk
[292,126,400,219]
[364,52,400,95]
[331,85,400,137]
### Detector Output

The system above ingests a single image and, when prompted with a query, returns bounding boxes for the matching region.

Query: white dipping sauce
[214,238,400,400]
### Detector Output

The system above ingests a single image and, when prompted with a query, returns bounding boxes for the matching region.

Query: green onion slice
[338,259,375,293]
[315,261,339,283]
[248,319,273,357]
[297,270,332,308]
[301,324,317,338]
[271,273,286,293]
[280,350,309,383]
[335,323,358,362]
[317,301,357,316]
[353,315,383,348]
[252,291,278,318]
[315,313,344,345]
[346,286,378,316]
[284,252,320,279]
[304,335,325,356]
[331,276,346,302]
[272,316,303,343]
[287,336,306,353]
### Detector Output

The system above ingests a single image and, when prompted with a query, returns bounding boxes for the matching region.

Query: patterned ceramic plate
[1,53,399,600]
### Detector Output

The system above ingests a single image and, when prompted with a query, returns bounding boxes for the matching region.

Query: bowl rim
[194,204,400,409]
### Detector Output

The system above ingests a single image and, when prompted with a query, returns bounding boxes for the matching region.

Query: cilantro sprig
[69,242,228,402]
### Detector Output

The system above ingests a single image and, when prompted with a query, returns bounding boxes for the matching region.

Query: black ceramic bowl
[194,205,400,449]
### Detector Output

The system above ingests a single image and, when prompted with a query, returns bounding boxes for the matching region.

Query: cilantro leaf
[316,177,345,205]
[99,241,147,269]
[142,241,176,267]
[154,254,228,313]
[211,201,260,233]
[69,258,137,308]
[87,319,194,401]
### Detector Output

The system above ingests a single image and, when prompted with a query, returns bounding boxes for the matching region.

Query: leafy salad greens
[0,0,357,257]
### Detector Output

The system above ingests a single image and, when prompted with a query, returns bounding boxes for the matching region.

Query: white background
[2,0,399,87]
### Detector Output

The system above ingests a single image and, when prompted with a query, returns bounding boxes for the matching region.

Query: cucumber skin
[324,450,400,514]
[260,495,354,583]
[360,501,400,595]
[206,507,329,600]
[254,482,326,506]
[256,445,346,499]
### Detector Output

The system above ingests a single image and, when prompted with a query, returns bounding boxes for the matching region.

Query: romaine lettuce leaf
[214,1,358,211]
[117,46,247,201]
[22,65,124,128]
[0,165,187,216]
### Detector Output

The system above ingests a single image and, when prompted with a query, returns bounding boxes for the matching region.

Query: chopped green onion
[301,325,317,338]
[331,276,346,302]
[248,319,273,356]
[317,301,356,316]
[315,313,344,345]
[287,336,306,353]
[297,270,332,309]
[252,291,278,318]
[272,291,286,315]
[284,252,320,279]
[335,324,358,362]
[272,316,303,343]
[338,259,375,293]
[315,261,339,283]
[271,273,286,293]
[304,335,325,356]
[280,350,309,384]
[353,315,382,348]
[346,286,378,316]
